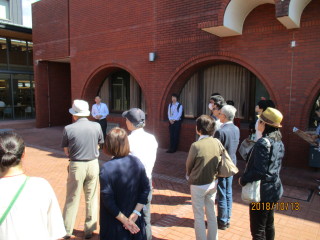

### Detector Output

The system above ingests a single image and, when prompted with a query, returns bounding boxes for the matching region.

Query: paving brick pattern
[1,120,320,240]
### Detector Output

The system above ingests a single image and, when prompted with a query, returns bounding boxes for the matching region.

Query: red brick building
[32,0,320,168]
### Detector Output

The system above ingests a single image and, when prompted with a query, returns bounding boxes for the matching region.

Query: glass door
[0,73,13,119]
[12,74,35,119]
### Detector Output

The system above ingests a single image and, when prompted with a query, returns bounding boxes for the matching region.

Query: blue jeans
[217,176,233,224]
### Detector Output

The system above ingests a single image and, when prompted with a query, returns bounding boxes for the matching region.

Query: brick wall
[33,0,320,168]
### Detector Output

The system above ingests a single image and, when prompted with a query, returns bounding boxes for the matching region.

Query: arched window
[309,93,320,129]
[98,70,146,113]
[180,63,269,122]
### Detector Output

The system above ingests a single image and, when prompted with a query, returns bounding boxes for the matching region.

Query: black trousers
[169,120,182,151]
[97,118,107,141]
[249,203,275,240]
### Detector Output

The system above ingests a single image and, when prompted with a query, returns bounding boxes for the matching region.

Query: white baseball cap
[69,99,90,117]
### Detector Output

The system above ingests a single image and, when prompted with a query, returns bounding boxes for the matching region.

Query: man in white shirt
[167,93,183,153]
[91,96,109,140]
[122,108,158,240]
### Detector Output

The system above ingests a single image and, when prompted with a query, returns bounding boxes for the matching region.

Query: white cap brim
[69,108,90,117]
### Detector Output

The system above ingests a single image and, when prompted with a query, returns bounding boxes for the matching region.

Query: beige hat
[258,107,283,128]
[69,100,90,117]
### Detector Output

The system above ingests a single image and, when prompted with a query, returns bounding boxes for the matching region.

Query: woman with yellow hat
[239,107,285,240]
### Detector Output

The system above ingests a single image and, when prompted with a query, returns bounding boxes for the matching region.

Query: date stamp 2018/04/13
[251,202,301,211]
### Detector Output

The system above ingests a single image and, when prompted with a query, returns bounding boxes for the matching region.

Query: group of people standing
[0,93,285,240]
[185,94,285,240]
[62,99,158,240]
[0,97,158,240]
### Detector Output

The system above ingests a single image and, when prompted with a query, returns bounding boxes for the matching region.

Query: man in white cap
[122,108,158,240]
[61,99,104,239]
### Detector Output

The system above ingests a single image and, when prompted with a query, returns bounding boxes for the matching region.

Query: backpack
[170,103,184,121]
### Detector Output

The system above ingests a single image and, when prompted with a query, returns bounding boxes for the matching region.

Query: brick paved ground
[1,120,320,240]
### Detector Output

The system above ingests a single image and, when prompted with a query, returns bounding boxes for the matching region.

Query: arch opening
[84,67,146,114]
[178,62,271,123]
[98,69,146,113]
[309,92,320,129]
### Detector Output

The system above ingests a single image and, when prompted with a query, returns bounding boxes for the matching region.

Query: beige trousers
[191,185,218,240]
[63,159,99,235]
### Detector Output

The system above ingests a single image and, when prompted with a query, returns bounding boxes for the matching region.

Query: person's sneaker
[84,232,93,239]
[63,235,72,239]
[226,222,230,228]
[218,221,228,230]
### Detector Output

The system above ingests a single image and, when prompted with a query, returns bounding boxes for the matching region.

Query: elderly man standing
[122,108,158,240]
[214,105,240,230]
[61,99,104,239]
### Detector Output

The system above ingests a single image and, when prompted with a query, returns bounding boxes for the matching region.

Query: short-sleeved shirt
[128,128,158,179]
[0,176,66,240]
[61,118,104,160]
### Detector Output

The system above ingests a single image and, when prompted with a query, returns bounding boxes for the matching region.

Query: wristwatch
[133,210,141,217]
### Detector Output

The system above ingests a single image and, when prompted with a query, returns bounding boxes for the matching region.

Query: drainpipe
[47,62,51,127]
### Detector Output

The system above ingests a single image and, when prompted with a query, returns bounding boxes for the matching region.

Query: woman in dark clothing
[100,127,150,240]
[239,107,285,240]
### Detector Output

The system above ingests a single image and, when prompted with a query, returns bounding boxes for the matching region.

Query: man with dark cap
[122,108,158,240]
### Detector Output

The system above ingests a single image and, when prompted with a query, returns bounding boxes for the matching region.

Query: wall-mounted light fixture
[149,52,156,62]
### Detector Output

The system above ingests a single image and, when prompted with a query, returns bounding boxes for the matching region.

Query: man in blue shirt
[167,93,183,153]
[91,96,109,141]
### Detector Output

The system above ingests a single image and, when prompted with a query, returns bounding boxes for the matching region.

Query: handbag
[0,176,29,225]
[241,180,261,204]
[238,138,255,161]
[241,138,271,203]
[216,139,239,178]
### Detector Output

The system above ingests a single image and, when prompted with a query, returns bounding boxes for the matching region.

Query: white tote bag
[241,180,261,204]
[241,138,271,204]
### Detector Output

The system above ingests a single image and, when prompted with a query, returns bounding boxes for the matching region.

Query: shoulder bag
[0,176,29,225]
[238,138,255,161]
[216,139,239,178]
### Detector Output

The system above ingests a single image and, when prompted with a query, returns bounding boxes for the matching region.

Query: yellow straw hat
[258,107,283,128]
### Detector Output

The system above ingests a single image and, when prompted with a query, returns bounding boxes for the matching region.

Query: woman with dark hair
[239,108,285,240]
[0,132,66,240]
[100,127,150,240]
[254,100,276,141]
[186,115,221,240]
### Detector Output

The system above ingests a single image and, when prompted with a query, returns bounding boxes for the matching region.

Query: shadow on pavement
[151,194,190,206]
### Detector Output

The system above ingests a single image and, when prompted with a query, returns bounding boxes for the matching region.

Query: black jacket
[240,137,285,203]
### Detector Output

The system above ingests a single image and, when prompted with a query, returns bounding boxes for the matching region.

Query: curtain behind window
[129,76,147,112]
[203,64,251,118]
[180,64,252,119]
[130,75,140,109]
[180,73,198,118]
[99,77,110,106]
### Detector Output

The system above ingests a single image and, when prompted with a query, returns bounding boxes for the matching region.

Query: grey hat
[122,108,145,126]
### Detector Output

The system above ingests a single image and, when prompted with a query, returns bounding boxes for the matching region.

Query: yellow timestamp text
[251,202,301,211]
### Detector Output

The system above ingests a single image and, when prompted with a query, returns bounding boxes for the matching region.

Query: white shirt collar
[198,135,210,141]
[221,121,233,127]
